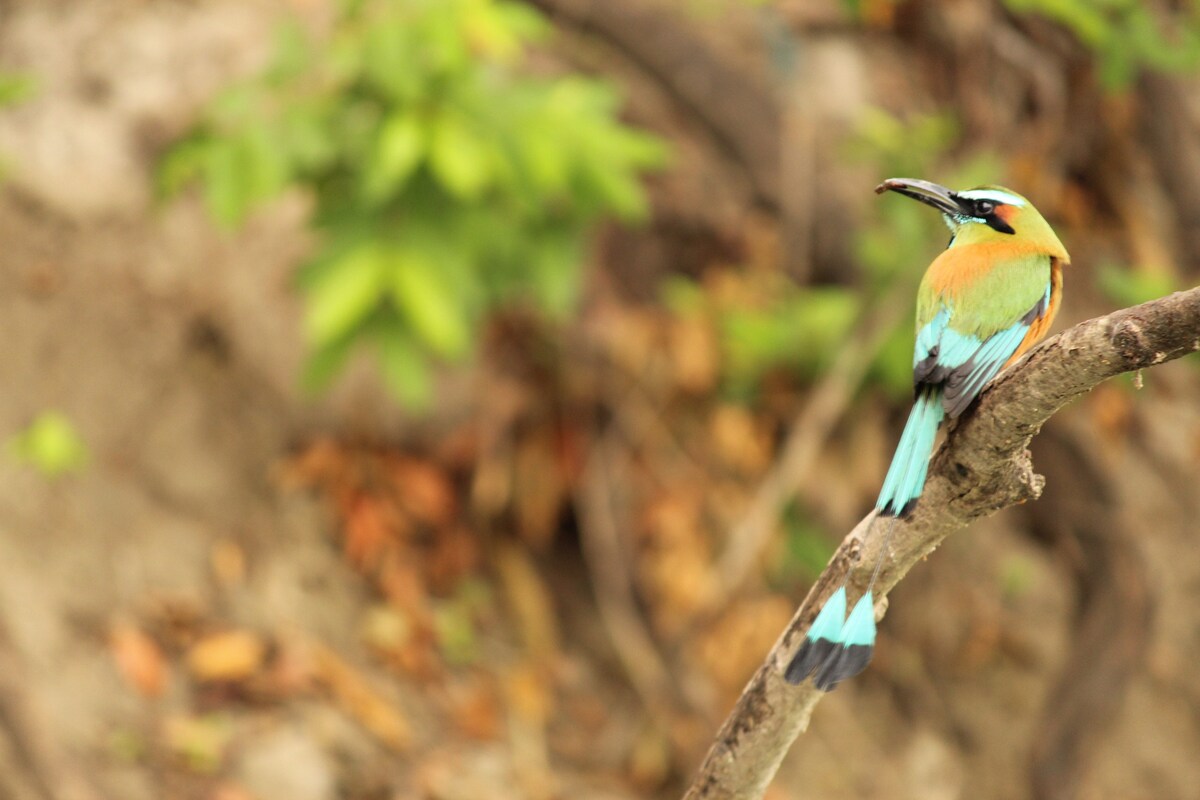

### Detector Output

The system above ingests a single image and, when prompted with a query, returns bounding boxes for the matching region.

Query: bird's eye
[975,200,995,216]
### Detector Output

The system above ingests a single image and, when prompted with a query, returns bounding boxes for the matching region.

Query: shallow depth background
[1,1,1198,799]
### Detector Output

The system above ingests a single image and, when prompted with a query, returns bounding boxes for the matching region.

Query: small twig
[681,287,1200,800]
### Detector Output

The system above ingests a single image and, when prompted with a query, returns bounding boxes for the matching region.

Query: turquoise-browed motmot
[785,179,1069,691]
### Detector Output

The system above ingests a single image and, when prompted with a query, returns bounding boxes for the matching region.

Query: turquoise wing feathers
[786,180,1068,694]
[876,253,1052,516]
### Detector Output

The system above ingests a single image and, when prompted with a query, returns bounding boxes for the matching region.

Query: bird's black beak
[875,178,964,217]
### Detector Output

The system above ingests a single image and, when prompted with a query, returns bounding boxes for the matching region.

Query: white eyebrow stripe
[957,189,1026,207]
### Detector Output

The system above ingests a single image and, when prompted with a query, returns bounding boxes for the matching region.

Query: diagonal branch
[682,286,1200,800]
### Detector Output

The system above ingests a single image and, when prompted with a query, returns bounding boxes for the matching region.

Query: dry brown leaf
[447,678,502,741]
[514,429,567,549]
[187,630,267,683]
[709,404,771,474]
[390,457,458,527]
[602,306,661,375]
[312,643,412,751]
[503,662,552,728]
[639,491,703,548]
[691,595,793,696]
[343,493,404,567]
[426,525,479,595]
[494,544,559,660]
[274,437,348,490]
[109,622,168,698]
[638,490,717,633]
[210,539,246,586]
[471,446,514,518]
[669,315,719,393]
[644,546,716,636]
[208,783,256,800]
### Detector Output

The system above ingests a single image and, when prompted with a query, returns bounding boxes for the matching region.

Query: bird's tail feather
[786,388,945,691]
[876,387,944,517]
[783,517,895,691]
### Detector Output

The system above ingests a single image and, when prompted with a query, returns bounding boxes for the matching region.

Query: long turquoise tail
[876,387,945,517]
[784,388,944,691]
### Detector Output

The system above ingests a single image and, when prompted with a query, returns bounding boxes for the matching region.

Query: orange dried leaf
[503,662,552,727]
[692,596,792,695]
[603,307,661,374]
[187,630,266,683]
[313,644,412,751]
[210,539,246,586]
[378,550,431,609]
[343,494,401,567]
[275,437,348,490]
[669,316,719,393]
[426,525,479,594]
[495,544,559,659]
[110,623,168,698]
[513,430,567,548]
[448,680,502,741]
[390,458,457,527]
[208,783,256,800]
[709,405,771,474]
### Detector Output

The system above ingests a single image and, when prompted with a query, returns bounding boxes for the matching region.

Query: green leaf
[377,322,434,408]
[266,19,312,84]
[363,112,424,201]
[158,0,671,413]
[429,113,491,199]
[242,125,291,202]
[8,411,88,477]
[304,244,387,346]
[530,232,581,317]
[302,335,357,394]
[156,137,207,199]
[362,20,420,100]
[201,138,250,228]
[580,158,648,219]
[388,247,473,359]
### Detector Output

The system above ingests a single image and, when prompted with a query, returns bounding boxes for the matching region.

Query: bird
[784,178,1070,692]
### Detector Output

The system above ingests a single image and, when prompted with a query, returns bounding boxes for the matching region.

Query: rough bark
[682,286,1200,800]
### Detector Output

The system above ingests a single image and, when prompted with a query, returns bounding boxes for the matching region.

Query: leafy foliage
[161,0,667,406]
[1003,0,1200,87]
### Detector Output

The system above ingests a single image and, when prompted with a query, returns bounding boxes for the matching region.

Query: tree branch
[682,286,1200,800]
